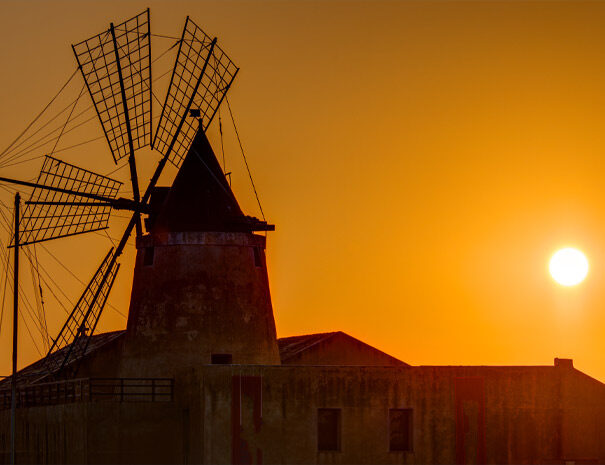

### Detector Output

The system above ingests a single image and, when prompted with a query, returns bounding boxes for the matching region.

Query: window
[211,353,232,364]
[389,408,413,452]
[318,408,340,451]
[143,247,154,266]
[253,246,263,267]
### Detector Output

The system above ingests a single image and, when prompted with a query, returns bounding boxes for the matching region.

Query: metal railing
[0,377,173,409]
[90,378,173,402]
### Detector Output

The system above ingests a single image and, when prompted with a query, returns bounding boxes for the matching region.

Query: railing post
[151,379,155,402]
[120,378,124,402]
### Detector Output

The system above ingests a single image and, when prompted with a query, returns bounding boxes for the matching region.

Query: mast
[10,192,20,465]
[109,22,143,239]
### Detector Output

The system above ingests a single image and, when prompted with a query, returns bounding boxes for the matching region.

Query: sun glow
[549,248,589,286]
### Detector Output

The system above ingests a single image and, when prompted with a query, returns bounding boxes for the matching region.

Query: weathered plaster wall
[559,363,605,461]
[198,364,605,465]
[2,363,604,464]
[120,231,281,377]
[0,401,184,464]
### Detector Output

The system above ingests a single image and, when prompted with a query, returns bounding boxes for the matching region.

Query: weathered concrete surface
[120,231,281,377]
[2,361,605,464]
[0,401,184,464]
[198,363,605,465]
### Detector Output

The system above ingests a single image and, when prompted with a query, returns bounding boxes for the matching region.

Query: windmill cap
[151,127,273,234]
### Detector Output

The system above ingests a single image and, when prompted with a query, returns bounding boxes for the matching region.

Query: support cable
[225,97,265,221]
[32,244,50,350]
[0,113,101,168]
[0,40,177,168]
[0,238,48,344]
[0,232,46,336]
[2,30,110,164]
[0,68,79,160]
[218,108,230,186]
[39,244,126,318]
[113,28,184,41]
[0,204,72,320]
[24,253,72,316]
[50,83,87,155]
[0,213,13,337]
[0,99,93,163]
[0,209,71,319]
[28,255,47,351]
[102,230,116,247]
[1,106,91,164]
[18,311,43,357]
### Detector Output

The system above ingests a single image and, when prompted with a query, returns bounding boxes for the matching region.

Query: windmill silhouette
[0,9,271,381]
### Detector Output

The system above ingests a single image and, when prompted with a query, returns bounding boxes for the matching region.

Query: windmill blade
[16,155,122,246]
[153,17,239,168]
[43,248,120,378]
[72,9,152,164]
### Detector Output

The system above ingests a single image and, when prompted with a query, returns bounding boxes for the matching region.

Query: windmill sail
[43,248,120,377]
[72,9,152,163]
[153,17,238,167]
[16,155,122,246]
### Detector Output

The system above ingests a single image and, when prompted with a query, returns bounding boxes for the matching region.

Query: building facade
[1,129,605,464]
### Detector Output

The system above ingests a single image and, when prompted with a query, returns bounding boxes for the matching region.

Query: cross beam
[0,176,147,212]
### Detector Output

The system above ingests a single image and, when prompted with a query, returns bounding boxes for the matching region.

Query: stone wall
[2,362,604,464]
[0,401,185,464]
[198,364,605,464]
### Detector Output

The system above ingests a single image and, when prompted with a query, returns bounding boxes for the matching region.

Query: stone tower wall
[119,231,280,377]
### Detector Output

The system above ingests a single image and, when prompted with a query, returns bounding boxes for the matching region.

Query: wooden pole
[10,192,20,465]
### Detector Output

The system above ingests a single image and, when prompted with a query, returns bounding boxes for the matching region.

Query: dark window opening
[253,246,263,267]
[389,408,413,452]
[318,408,341,451]
[211,353,233,364]
[143,247,154,266]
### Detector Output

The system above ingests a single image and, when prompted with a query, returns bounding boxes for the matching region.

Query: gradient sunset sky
[2,0,605,381]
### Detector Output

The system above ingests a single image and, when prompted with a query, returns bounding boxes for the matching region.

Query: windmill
[0,8,269,382]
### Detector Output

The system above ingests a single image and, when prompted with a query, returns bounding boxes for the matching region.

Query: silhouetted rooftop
[278,331,409,366]
[0,330,125,388]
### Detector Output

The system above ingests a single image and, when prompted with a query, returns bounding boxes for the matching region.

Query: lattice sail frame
[44,248,120,376]
[153,17,238,167]
[17,156,122,246]
[72,9,152,163]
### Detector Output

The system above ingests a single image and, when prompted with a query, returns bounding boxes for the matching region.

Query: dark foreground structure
[1,128,605,465]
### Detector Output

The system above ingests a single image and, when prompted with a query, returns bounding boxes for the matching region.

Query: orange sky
[2,0,605,381]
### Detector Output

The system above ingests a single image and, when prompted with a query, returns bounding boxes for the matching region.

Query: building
[1,127,605,464]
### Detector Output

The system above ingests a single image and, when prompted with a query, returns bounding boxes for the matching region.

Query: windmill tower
[121,128,280,377]
[1,9,280,384]
[120,17,281,373]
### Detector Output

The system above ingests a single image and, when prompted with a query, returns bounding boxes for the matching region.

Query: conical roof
[152,126,245,233]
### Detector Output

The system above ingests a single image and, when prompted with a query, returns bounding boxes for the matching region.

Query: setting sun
[549,248,589,286]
